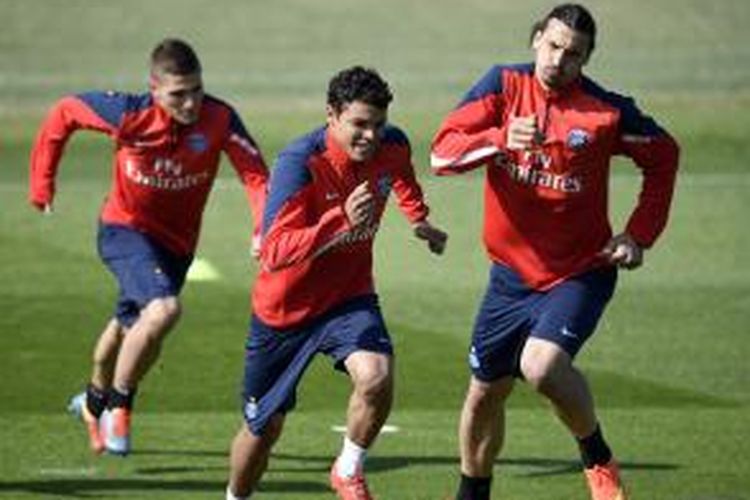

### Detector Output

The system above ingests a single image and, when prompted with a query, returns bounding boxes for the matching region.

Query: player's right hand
[413,220,448,255]
[506,114,541,150]
[344,181,375,230]
[599,232,643,270]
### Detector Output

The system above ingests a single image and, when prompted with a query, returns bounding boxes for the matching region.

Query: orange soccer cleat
[101,407,132,456]
[584,459,628,500]
[330,460,374,500]
[67,392,105,455]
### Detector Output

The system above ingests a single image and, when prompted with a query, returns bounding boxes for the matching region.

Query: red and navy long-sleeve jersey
[29,90,269,256]
[431,64,679,289]
[253,125,429,328]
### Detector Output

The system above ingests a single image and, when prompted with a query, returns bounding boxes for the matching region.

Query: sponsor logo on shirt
[243,397,258,421]
[469,346,480,369]
[187,132,208,153]
[377,175,393,198]
[567,128,590,150]
[560,326,579,339]
[494,153,582,193]
[153,157,183,176]
[125,158,210,190]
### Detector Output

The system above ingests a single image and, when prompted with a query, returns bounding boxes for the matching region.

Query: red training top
[253,125,429,328]
[431,64,679,289]
[30,90,269,255]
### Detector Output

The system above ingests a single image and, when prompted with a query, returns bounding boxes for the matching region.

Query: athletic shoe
[66,392,105,454]
[101,407,131,456]
[584,459,628,500]
[329,460,373,500]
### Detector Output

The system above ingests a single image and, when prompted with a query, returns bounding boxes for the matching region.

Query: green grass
[1,0,750,498]
[1,409,748,499]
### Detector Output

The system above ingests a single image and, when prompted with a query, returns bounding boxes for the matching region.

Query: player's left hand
[599,232,643,270]
[413,220,448,255]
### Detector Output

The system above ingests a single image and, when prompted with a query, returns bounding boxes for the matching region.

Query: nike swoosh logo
[560,327,578,339]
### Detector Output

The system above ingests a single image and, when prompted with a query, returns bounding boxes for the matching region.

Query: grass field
[1,0,749,498]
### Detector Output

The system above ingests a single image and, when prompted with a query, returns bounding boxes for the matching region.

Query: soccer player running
[28,38,269,456]
[431,4,679,500]
[225,66,447,500]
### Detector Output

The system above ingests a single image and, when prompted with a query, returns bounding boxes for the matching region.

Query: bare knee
[519,339,571,393]
[356,367,393,403]
[464,377,514,413]
[520,357,555,392]
[140,297,181,333]
[149,297,181,323]
[348,353,393,402]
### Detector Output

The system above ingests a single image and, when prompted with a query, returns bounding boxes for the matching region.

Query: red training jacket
[431,64,679,289]
[29,90,268,255]
[253,126,429,328]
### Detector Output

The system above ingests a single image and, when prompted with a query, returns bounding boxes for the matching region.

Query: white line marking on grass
[186,258,221,282]
[38,466,98,477]
[331,424,400,434]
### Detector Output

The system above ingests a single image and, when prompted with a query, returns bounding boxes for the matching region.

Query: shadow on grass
[129,450,680,477]
[0,451,677,497]
[271,453,679,478]
[0,478,328,498]
[129,449,677,478]
[134,448,226,458]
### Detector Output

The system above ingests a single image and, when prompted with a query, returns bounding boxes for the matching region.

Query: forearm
[260,204,352,271]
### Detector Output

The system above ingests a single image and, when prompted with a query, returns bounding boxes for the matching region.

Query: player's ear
[531,29,544,50]
[326,104,338,125]
[148,72,161,94]
[582,47,592,66]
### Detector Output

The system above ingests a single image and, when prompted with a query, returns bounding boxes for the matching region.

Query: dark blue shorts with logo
[469,263,617,382]
[241,294,392,435]
[97,223,193,328]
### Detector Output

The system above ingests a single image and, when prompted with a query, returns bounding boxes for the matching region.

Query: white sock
[226,484,250,500]
[337,436,367,477]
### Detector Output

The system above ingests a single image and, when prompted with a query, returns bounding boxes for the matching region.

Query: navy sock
[456,474,492,500]
[85,384,108,418]
[577,424,612,468]
[107,387,136,410]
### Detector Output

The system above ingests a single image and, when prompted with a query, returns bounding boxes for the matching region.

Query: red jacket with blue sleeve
[252,125,429,328]
[29,91,269,255]
[431,64,679,289]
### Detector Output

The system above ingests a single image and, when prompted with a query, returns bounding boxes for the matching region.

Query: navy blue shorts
[241,294,393,435]
[469,263,617,382]
[97,223,193,328]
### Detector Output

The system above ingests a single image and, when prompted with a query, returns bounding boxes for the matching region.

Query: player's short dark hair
[327,66,393,113]
[150,38,202,77]
[530,3,597,55]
